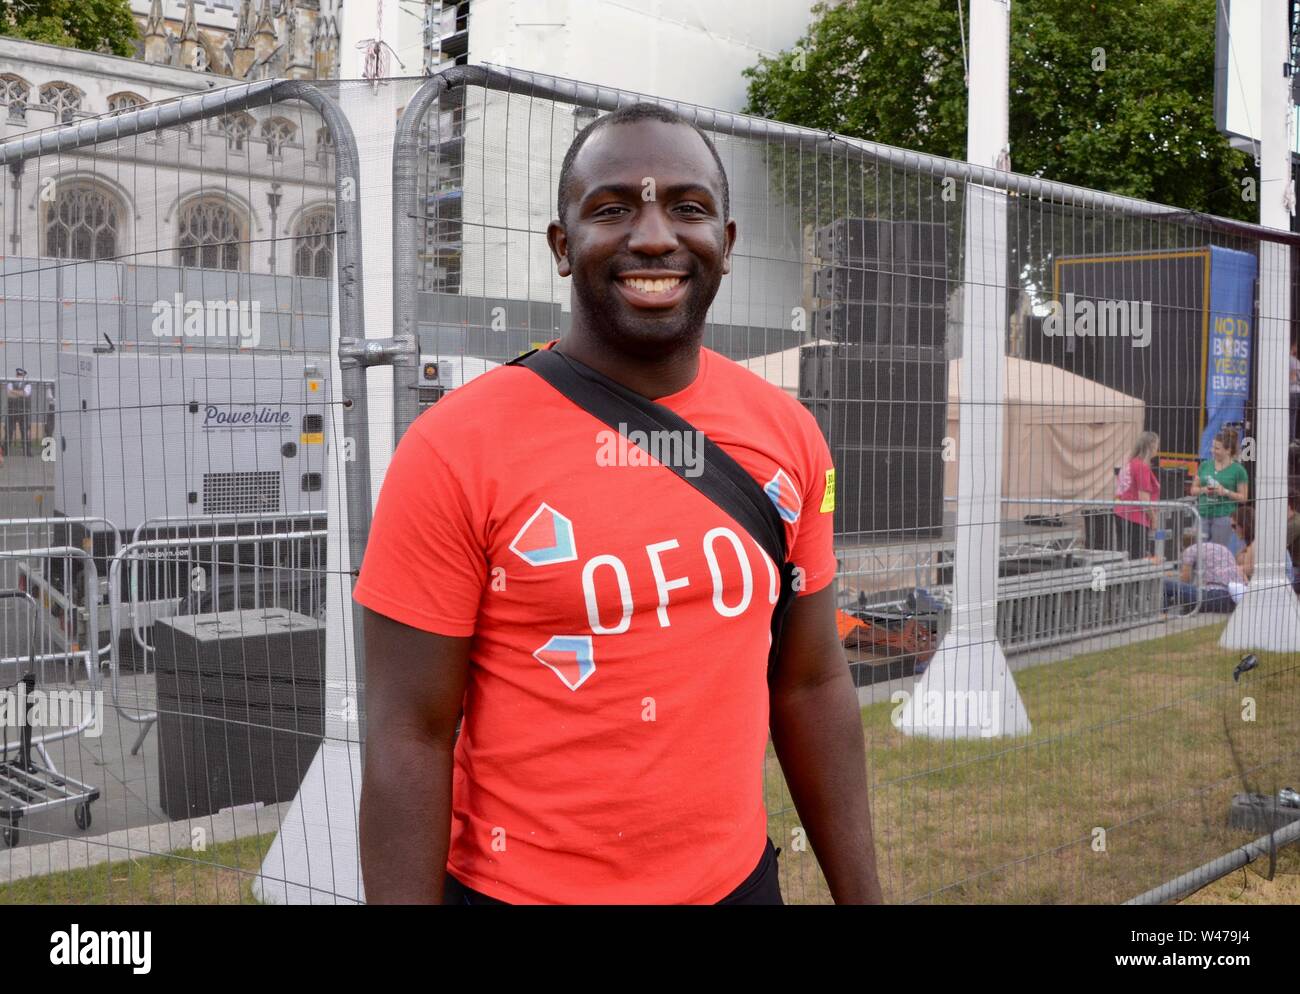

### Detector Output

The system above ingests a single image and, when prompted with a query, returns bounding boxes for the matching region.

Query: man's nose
[627,203,678,255]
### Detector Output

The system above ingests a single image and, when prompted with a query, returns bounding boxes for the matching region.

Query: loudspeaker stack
[804,218,950,540]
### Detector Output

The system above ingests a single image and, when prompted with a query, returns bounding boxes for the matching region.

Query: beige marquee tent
[944,355,1146,521]
[738,345,1146,522]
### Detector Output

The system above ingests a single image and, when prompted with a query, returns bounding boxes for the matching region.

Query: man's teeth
[622,276,682,294]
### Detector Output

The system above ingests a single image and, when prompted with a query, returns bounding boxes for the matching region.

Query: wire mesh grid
[0,65,1295,904]
[0,78,371,905]
[394,67,1300,905]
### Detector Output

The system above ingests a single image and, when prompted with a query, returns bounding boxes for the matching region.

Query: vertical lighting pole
[1222,0,1300,650]
[8,161,23,254]
[897,0,1031,739]
[266,182,282,274]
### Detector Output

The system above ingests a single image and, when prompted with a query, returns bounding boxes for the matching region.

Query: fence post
[251,79,373,905]
[391,74,449,439]
[1221,0,1300,651]
[898,0,1029,739]
[896,183,1030,739]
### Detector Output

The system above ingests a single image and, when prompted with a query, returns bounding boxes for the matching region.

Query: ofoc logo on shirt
[507,501,783,690]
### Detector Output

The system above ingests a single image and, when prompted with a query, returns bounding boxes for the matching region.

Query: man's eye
[593,205,627,217]
[676,204,706,215]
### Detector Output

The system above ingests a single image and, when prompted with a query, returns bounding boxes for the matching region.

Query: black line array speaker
[813,267,947,306]
[814,217,947,267]
[154,607,325,820]
[799,343,947,539]
[812,218,949,349]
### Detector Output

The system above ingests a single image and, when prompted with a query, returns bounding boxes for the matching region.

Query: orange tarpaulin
[835,608,936,662]
[836,609,868,641]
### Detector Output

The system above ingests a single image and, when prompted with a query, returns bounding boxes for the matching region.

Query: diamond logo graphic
[508,502,577,566]
[763,469,801,524]
[533,635,596,691]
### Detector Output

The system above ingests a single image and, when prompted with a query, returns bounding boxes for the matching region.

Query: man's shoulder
[405,361,548,438]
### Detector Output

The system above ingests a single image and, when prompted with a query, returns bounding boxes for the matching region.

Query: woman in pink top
[1114,430,1160,560]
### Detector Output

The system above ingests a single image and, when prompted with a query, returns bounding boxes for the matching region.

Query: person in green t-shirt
[1287,490,1300,589]
[1190,427,1249,553]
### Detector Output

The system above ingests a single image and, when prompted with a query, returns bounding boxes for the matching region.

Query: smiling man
[354,104,881,905]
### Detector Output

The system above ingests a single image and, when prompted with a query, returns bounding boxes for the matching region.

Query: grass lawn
[765,620,1300,905]
[0,833,276,905]
[3,620,1296,906]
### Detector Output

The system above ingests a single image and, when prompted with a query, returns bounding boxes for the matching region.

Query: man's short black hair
[556,102,730,224]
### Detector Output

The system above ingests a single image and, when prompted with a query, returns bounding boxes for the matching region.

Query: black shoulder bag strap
[507,346,801,680]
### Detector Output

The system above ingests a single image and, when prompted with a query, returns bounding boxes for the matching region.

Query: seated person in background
[1163,529,1241,614]
[1232,504,1296,587]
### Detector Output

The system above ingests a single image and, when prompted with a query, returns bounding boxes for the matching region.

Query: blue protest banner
[1200,246,1256,459]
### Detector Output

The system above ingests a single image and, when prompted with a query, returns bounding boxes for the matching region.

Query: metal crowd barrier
[840,498,1209,667]
[0,516,122,671]
[0,547,101,753]
[127,512,328,669]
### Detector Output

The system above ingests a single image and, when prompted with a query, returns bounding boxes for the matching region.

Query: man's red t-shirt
[352,342,838,904]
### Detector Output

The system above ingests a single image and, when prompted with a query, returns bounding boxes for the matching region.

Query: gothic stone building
[0,24,339,412]
[1,30,337,271]
[134,0,341,82]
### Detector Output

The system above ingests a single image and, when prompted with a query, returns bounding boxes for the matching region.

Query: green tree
[743,0,1254,221]
[0,0,139,59]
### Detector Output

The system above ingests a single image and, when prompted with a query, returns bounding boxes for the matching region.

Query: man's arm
[768,583,882,904]
[359,607,470,904]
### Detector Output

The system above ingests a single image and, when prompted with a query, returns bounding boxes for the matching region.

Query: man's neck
[555,326,702,401]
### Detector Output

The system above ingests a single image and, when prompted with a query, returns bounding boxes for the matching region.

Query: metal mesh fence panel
[0,79,371,905]
[388,66,1300,905]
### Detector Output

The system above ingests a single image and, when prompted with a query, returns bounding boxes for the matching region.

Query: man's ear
[721,218,738,276]
[546,220,572,278]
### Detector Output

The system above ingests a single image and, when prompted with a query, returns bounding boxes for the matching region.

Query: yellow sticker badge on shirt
[820,468,836,513]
